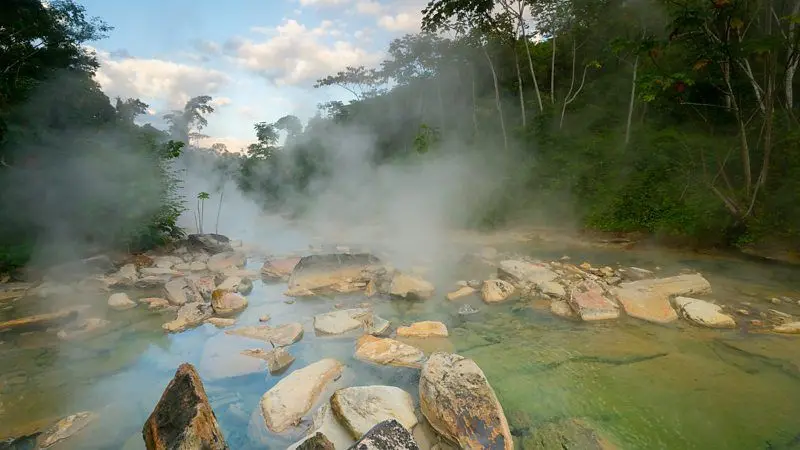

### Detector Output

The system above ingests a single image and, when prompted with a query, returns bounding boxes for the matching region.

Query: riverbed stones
[57,317,110,340]
[498,260,557,287]
[207,251,246,273]
[287,253,382,296]
[211,291,248,317]
[674,297,736,328]
[396,321,448,338]
[314,308,372,335]
[143,363,228,450]
[188,276,216,301]
[349,419,421,450]
[261,257,301,280]
[568,280,619,321]
[163,302,213,333]
[419,352,512,450]
[389,273,435,299]
[226,323,304,346]
[550,299,577,319]
[108,292,136,311]
[614,274,711,323]
[446,286,476,301]
[164,278,201,306]
[39,411,96,448]
[481,279,515,303]
[773,321,800,334]
[260,358,344,433]
[331,386,418,439]
[0,305,87,332]
[205,317,236,328]
[107,263,138,288]
[355,335,426,369]
[288,404,354,450]
[242,347,295,374]
[188,233,233,254]
[139,297,172,311]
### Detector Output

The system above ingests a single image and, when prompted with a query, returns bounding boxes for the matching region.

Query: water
[1,229,799,449]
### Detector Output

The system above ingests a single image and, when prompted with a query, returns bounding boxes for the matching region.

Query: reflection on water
[1,233,800,449]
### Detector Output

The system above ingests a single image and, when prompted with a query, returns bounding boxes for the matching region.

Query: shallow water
[1,230,800,449]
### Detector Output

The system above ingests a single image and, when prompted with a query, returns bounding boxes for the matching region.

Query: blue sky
[80,0,426,151]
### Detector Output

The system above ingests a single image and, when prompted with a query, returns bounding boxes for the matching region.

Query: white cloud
[355,0,382,14]
[356,0,426,32]
[196,136,254,154]
[225,19,381,86]
[210,96,232,107]
[299,0,350,6]
[377,12,421,32]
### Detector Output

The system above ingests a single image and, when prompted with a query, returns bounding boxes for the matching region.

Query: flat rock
[568,280,619,321]
[205,317,236,328]
[481,279,515,303]
[39,411,95,449]
[419,352,512,449]
[143,363,228,449]
[241,347,295,374]
[207,251,246,273]
[550,300,577,319]
[134,276,172,289]
[331,386,418,439]
[211,291,248,317]
[773,321,800,334]
[260,359,344,433]
[396,321,448,338]
[365,315,391,336]
[446,286,476,301]
[261,257,301,280]
[139,297,172,311]
[389,273,435,299]
[354,335,425,369]
[108,292,137,311]
[314,308,371,335]
[348,419,421,450]
[140,267,182,277]
[539,281,566,298]
[288,404,354,450]
[107,264,138,288]
[164,278,201,306]
[0,305,88,332]
[674,297,736,328]
[163,302,212,333]
[287,253,381,295]
[614,274,711,323]
[226,323,304,346]
[498,260,557,286]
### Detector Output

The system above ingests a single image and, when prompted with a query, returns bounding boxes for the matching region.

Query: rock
[614,274,711,323]
[296,432,335,449]
[140,267,182,277]
[190,261,208,271]
[164,278,201,306]
[498,260,557,287]
[154,256,183,269]
[134,276,172,289]
[188,276,216,301]
[108,263,138,288]
[446,286,476,301]
[767,309,793,324]
[419,352,512,450]
[226,323,304,346]
[396,321,448,338]
[261,257,301,280]
[568,280,619,321]
[389,273,435,299]
[458,304,480,316]
[206,251,246,273]
[0,282,33,303]
[142,363,228,450]
[467,279,482,289]
[260,358,344,433]
[287,253,382,296]
[538,281,566,298]
[550,300,577,319]
[674,297,736,328]
[57,317,110,340]
[621,267,654,281]
[365,279,378,297]
[205,317,236,327]
[241,347,295,374]
[187,233,232,254]
[314,308,372,335]
[39,411,95,448]
[773,322,800,334]
[348,419,420,450]
[331,386,418,439]
[211,291,248,317]
[259,315,271,322]
[139,297,172,311]
[526,418,615,450]
[481,279,515,303]
[108,292,137,311]
[355,335,426,369]
[288,404,354,450]
[365,315,391,336]
[163,302,213,333]
[0,305,88,332]
[216,276,241,293]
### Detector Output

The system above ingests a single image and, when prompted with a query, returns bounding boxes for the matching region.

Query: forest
[2,0,799,273]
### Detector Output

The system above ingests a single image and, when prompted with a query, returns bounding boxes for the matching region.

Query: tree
[115,98,149,124]
[313,66,386,100]
[246,121,279,159]
[163,95,215,143]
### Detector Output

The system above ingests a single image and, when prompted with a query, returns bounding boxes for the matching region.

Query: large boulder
[260,359,344,433]
[348,419,421,450]
[142,363,228,449]
[331,386,418,439]
[388,273,435,300]
[568,280,619,321]
[674,297,736,328]
[210,291,248,317]
[314,308,372,335]
[261,257,301,280]
[481,279,515,303]
[614,274,711,323]
[286,253,382,296]
[187,233,232,254]
[355,335,426,369]
[226,323,304,346]
[419,352,512,450]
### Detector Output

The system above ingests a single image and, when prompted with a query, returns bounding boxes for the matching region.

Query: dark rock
[297,432,335,450]
[187,234,232,255]
[348,420,420,450]
[142,363,228,450]
[0,433,40,450]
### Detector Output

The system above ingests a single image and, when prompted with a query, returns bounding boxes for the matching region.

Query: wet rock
[0,282,34,303]
[296,432,335,449]
[767,309,793,324]
[498,260,557,287]
[163,302,213,333]
[314,308,372,335]
[538,281,566,298]
[621,267,654,281]
[211,291,248,317]
[288,404,354,450]
[39,411,95,449]
[140,267,182,277]
[446,286,476,301]
[550,300,577,319]
[773,322,800,334]
[189,261,208,271]
[525,418,615,450]
[287,253,382,296]
[331,386,418,439]
[614,274,711,324]
[420,352,511,449]
[481,279,515,303]
[241,347,295,374]
[154,256,183,268]
[674,297,736,329]
[187,233,232,254]
[568,280,619,321]
[107,263,138,288]
[188,276,216,301]
[0,305,88,332]
[205,317,236,328]
[226,323,304,346]
[260,358,344,433]
[355,335,426,369]
[142,363,228,450]
[365,315,391,336]
[259,314,271,322]
[389,273,435,300]
[134,276,172,289]
[348,419,420,450]
[57,317,110,340]
[164,278,201,306]
[365,279,379,297]
[139,297,172,311]
[261,257,301,280]
[206,252,246,273]
[108,292,137,311]
[216,276,247,294]
[458,304,480,316]
[396,321,448,338]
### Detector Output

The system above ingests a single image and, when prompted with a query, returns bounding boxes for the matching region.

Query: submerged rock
[260,358,344,433]
[481,279,515,303]
[331,386,418,439]
[773,321,800,334]
[396,321,448,338]
[314,308,372,335]
[348,419,420,450]
[568,280,619,321]
[39,411,95,449]
[458,304,480,316]
[143,363,228,450]
[614,274,711,324]
[0,305,88,333]
[419,352,512,450]
[226,323,304,346]
[241,347,295,374]
[57,317,110,340]
[108,292,136,311]
[446,286,476,301]
[550,300,577,319]
[389,273,435,300]
[364,314,391,336]
[525,418,615,450]
[355,335,426,369]
[163,302,213,333]
[674,297,736,329]
[139,297,172,311]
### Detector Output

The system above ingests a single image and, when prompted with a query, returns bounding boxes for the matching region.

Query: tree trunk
[550,35,556,105]
[560,39,578,129]
[471,63,479,134]
[514,36,527,127]
[625,54,639,146]
[520,22,544,112]
[483,45,508,151]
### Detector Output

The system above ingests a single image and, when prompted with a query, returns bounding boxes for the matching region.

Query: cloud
[224,19,381,86]
[355,0,382,15]
[210,96,232,107]
[354,0,426,32]
[91,47,230,109]
[377,12,421,32]
[196,136,254,154]
[299,0,350,5]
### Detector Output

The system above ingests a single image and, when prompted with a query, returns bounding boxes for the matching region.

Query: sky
[80,0,428,152]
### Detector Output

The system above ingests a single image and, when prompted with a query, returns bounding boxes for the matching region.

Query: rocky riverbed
[1,230,800,449]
